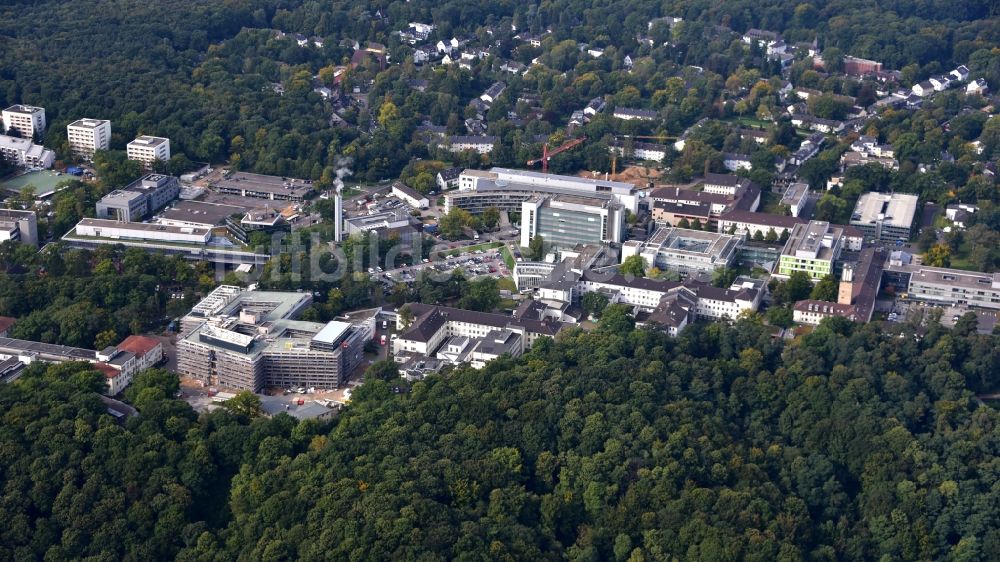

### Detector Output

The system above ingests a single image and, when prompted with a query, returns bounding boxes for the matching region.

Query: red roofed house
[117,335,163,372]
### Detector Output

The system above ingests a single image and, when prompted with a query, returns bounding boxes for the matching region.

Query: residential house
[722,153,752,172]
[613,107,658,121]
[967,79,988,96]
[447,136,496,154]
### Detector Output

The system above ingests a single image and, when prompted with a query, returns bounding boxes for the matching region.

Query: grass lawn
[721,116,773,129]
[759,190,786,214]
[499,245,516,269]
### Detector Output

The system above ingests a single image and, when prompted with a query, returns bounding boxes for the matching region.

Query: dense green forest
[1,0,997,184]
[2,312,999,561]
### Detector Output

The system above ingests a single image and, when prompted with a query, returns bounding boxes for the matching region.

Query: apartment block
[67,118,111,159]
[126,135,170,168]
[2,105,46,139]
[0,134,55,169]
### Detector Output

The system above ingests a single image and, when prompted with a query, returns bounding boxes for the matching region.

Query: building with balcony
[126,135,171,168]
[67,118,111,159]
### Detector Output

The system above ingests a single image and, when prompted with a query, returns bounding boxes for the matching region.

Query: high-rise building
[126,135,170,168]
[520,195,625,250]
[67,118,111,159]
[2,105,46,139]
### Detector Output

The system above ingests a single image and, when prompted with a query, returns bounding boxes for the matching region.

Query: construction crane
[527,136,586,174]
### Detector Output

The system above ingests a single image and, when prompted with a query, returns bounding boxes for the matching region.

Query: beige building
[67,118,111,159]
[127,135,170,168]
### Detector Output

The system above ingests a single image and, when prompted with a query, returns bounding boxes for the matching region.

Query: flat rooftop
[68,118,109,129]
[312,320,352,345]
[186,286,311,323]
[212,172,313,196]
[490,167,636,191]
[894,264,1000,291]
[549,194,613,208]
[159,200,245,226]
[851,192,918,228]
[639,227,740,258]
[783,221,843,260]
[3,104,43,114]
[0,336,96,361]
[129,135,168,147]
[76,218,211,236]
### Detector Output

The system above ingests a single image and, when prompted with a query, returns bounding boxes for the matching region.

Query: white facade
[67,118,111,159]
[0,134,55,168]
[127,136,171,168]
[2,105,46,139]
[74,218,211,243]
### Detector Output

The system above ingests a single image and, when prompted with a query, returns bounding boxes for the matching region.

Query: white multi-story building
[2,105,46,139]
[392,303,564,362]
[67,118,111,159]
[520,195,625,250]
[450,167,640,215]
[850,192,918,242]
[0,134,55,169]
[126,135,170,168]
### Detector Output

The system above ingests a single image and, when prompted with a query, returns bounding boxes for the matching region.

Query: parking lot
[886,298,998,333]
[370,247,510,288]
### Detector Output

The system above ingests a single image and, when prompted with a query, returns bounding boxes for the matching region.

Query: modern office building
[0,209,39,247]
[1,105,46,139]
[62,218,270,266]
[0,134,54,168]
[884,263,1000,310]
[850,192,918,242]
[776,221,845,280]
[67,118,111,159]
[620,227,740,276]
[126,135,171,168]
[176,286,372,391]
[520,195,625,250]
[450,168,639,214]
[96,174,180,222]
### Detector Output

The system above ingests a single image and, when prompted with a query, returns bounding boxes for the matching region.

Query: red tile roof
[93,362,121,379]
[117,335,161,357]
